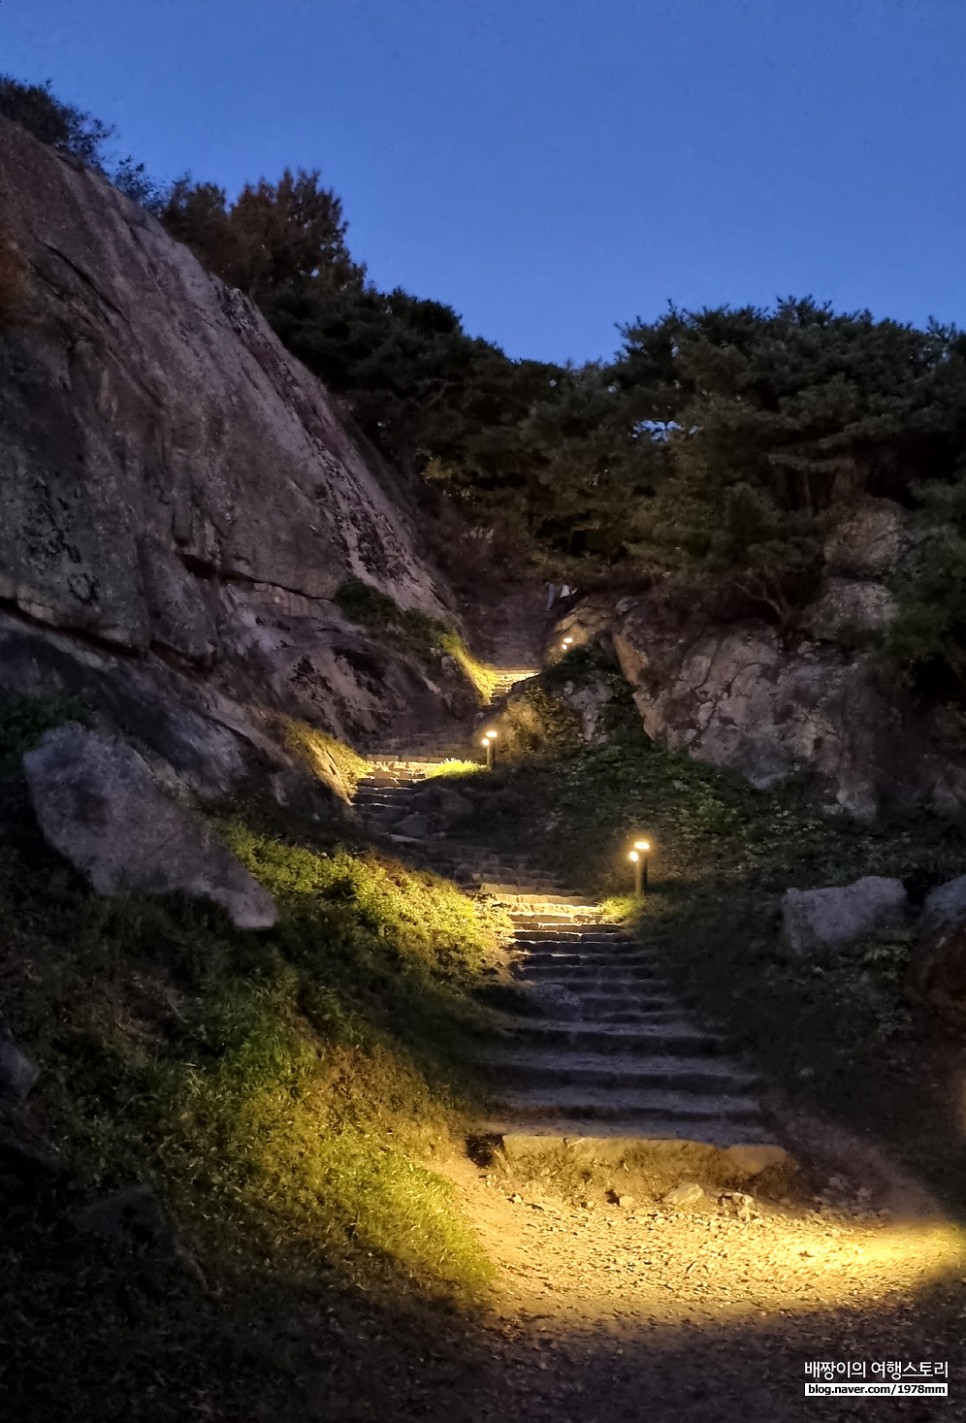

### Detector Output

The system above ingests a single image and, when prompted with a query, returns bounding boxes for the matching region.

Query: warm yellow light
[563,636,573,645]
[629,850,639,862]
[634,839,651,852]
[485,730,498,740]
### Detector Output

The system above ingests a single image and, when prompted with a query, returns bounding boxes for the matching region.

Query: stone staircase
[487,667,537,702]
[357,666,536,766]
[473,897,771,1148]
[353,669,784,1169]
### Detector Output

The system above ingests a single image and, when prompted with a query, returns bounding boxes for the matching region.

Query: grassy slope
[0,700,510,1421]
[453,655,966,1211]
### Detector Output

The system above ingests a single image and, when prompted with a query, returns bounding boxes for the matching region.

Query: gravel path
[416,1156,966,1422]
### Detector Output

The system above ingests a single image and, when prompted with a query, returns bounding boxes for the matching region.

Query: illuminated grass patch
[421,759,485,779]
[1,810,508,1299]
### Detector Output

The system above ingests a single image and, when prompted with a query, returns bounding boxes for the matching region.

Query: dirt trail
[420,1155,966,1421]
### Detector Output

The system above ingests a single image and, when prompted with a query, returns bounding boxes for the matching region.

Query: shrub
[274,716,368,796]
[333,576,409,631]
[0,76,111,165]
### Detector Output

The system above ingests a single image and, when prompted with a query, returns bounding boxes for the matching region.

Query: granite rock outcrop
[0,116,476,811]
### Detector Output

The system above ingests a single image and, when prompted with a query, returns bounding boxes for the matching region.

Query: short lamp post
[629,838,651,898]
[482,730,498,769]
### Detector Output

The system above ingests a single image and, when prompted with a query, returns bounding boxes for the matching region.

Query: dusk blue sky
[2,0,964,364]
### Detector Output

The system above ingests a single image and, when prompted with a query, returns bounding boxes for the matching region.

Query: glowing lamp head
[629,850,639,863]
[634,839,651,853]
[563,636,574,646]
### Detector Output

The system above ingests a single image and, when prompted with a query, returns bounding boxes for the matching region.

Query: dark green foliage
[605,299,966,618]
[332,577,443,652]
[507,685,584,758]
[269,283,561,521]
[0,75,111,165]
[0,694,90,765]
[332,575,404,629]
[0,75,163,210]
[887,471,966,697]
[111,155,166,209]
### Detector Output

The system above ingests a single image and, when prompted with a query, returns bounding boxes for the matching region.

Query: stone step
[356,776,428,789]
[514,955,661,975]
[515,967,665,986]
[513,967,664,990]
[482,1119,779,1149]
[512,912,616,923]
[585,1007,682,1025]
[509,913,605,927]
[484,888,600,908]
[515,954,650,971]
[490,1021,726,1056]
[471,870,567,884]
[517,1000,681,1022]
[513,929,624,943]
[513,947,657,966]
[492,1085,764,1124]
[473,1049,759,1095]
[357,774,429,787]
[569,993,681,1015]
[362,765,457,778]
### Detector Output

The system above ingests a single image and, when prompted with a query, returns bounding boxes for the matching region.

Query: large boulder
[23,724,276,929]
[781,877,908,957]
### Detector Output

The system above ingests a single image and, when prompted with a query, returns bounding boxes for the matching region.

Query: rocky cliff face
[532,502,965,819]
[610,500,966,818]
[0,118,476,804]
